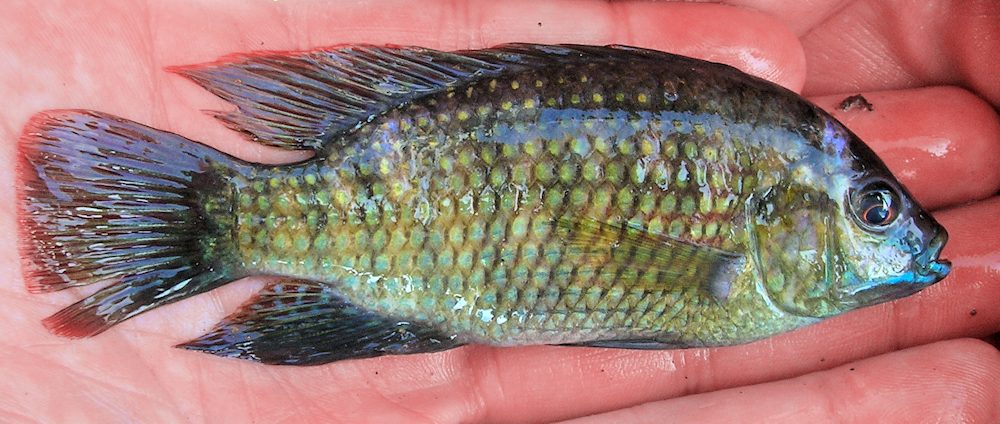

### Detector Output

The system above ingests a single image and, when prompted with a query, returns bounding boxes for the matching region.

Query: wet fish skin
[17,44,949,365]
[235,59,803,346]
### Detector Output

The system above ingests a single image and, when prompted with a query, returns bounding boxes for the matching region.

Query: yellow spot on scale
[489,79,497,92]
[535,80,543,88]
[333,190,350,208]
[391,181,406,197]
[699,195,713,214]
[690,222,704,239]
[417,117,429,127]
[615,92,625,102]
[640,139,655,155]
[268,177,280,188]
[693,123,706,136]
[502,101,513,111]
[457,110,470,121]
[570,94,581,104]
[466,86,474,98]
[705,221,719,238]
[379,158,392,175]
[546,98,557,107]
[637,93,648,103]
[580,75,589,82]
[648,217,664,234]
[668,220,684,237]
[523,99,535,109]
[511,81,520,90]
[592,93,603,103]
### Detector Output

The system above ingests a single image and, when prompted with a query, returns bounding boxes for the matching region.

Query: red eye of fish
[854,182,899,229]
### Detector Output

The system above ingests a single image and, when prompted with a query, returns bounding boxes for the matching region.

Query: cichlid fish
[17,44,951,365]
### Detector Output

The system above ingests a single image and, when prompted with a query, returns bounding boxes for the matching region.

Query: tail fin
[17,110,249,337]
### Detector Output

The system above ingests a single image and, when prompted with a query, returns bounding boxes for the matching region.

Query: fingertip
[620,2,806,91]
[945,2,1000,106]
[811,86,1000,209]
[564,339,1000,424]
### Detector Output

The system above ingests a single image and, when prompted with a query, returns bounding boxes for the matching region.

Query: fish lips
[913,230,951,282]
[843,230,951,307]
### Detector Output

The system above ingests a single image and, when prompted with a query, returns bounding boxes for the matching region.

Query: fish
[16,44,951,366]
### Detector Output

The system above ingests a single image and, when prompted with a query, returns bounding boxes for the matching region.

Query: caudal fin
[17,110,249,337]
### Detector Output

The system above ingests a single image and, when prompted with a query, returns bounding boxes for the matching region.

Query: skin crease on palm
[1,0,999,422]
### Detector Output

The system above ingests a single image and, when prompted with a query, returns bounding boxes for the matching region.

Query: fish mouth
[913,230,951,282]
[843,229,951,307]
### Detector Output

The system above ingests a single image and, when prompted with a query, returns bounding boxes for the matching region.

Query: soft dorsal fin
[171,44,712,150]
[559,218,745,300]
[178,279,462,365]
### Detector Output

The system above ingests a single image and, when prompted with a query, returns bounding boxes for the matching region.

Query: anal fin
[178,279,461,365]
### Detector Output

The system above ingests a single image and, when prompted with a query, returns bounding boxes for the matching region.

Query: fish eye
[852,181,900,230]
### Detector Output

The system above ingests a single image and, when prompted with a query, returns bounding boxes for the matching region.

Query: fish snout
[915,230,950,281]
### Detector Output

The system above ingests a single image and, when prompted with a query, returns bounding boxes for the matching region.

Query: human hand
[2,1,998,422]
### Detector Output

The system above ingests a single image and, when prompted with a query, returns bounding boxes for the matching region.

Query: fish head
[750,118,950,318]
[825,126,951,313]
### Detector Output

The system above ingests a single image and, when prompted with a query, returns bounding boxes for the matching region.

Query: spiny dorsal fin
[171,44,714,150]
[559,218,745,300]
[171,45,513,150]
[178,279,461,365]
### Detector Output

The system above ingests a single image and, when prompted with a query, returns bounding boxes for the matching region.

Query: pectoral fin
[558,218,745,300]
[178,279,461,365]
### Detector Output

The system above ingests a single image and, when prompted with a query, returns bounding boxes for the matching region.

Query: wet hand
[1,1,997,422]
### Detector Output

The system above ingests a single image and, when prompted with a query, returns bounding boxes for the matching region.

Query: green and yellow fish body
[18,45,950,365]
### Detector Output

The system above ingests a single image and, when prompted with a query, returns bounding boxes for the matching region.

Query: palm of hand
[2,1,999,422]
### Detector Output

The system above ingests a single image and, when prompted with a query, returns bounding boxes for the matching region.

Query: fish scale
[18,44,950,365]
[234,64,775,345]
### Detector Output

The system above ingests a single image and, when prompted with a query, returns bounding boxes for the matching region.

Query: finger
[0,0,802,331]
[562,339,1000,423]
[0,1,805,164]
[154,0,806,88]
[810,86,1000,210]
[159,0,805,160]
[140,199,999,423]
[462,198,1000,423]
[800,0,1000,106]
[1,1,806,422]
[10,199,1000,422]
[721,0,850,35]
[1,0,809,357]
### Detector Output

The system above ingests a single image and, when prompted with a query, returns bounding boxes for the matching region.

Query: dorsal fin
[170,44,714,150]
[171,45,514,150]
